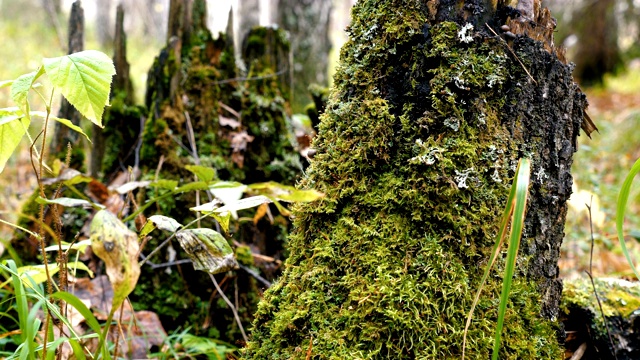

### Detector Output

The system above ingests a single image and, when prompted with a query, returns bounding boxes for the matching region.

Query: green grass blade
[50,291,102,336]
[491,158,530,360]
[616,157,640,280]
[462,158,528,359]
[4,261,28,343]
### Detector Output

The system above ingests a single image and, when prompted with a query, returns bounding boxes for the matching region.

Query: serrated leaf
[175,228,237,274]
[43,50,115,126]
[36,196,104,210]
[139,215,183,238]
[0,115,29,174]
[31,111,92,143]
[185,165,217,182]
[10,67,44,119]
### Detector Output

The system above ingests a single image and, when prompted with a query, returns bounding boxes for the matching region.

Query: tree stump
[245,1,589,358]
[134,0,301,341]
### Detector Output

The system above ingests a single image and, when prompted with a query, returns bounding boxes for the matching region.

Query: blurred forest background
[1,0,640,356]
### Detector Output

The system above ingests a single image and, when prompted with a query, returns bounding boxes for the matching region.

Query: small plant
[0,49,324,358]
[463,157,531,360]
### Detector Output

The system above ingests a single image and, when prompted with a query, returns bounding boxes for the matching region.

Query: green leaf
[150,179,178,190]
[90,210,140,308]
[139,215,183,238]
[212,212,231,233]
[176,181,211,193]
[10,67,44,119]
[17,262,93,287]
[249,181,324,202]
[185,165,217,182]
[42,50,115,127]
[616,157,640,280]
[0,79,13,88]
[0,114,29,174]
[41,168,92,186]
[44,239,92,253]
[175,228,238,274]
[191,195,271,213]
[36,196,104,210]
[30,111,92,143]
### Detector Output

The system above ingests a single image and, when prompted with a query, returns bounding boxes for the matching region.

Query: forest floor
[1,1,640,310]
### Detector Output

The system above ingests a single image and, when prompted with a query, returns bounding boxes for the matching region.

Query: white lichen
[458,23,474,43]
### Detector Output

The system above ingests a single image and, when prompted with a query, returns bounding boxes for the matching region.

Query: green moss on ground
[243,1,575,358]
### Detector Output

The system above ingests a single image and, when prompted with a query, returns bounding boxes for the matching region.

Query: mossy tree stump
[245,0,589,358]
[134,0,300,341]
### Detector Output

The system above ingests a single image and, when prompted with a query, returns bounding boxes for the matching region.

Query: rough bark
[274,0,333,112]
[244,0,588,358]
[50,0,85,170]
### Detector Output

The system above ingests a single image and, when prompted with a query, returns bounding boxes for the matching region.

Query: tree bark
[245,0,589,358]
[50,0,85,170]
[274,0,332,112]
[91,4,143,179]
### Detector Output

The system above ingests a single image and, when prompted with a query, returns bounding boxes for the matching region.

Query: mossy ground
[244,0,585,358]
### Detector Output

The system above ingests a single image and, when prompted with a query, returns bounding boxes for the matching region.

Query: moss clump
[562,277,640,358]
[244,1,581,358]
[135,5,301,343]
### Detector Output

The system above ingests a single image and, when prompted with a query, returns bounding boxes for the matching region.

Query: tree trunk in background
[245,0,589,358]
[274,0,332,112]
[96,0,113,48]
[235,0,260,69]
[51,0,85,170]
[571,0,621,86]
[91,4,144,179]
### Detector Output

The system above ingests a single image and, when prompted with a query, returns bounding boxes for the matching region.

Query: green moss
[136,20,301,344]
[244,3,564,357]
[562,277,640,331]
[236,245,254,266]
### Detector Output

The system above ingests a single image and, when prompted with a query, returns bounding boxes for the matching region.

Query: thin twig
[212,68,287,85]
[238,263,272,288]
[485,24,537,84]
[585,198,618,360]
[209,273,248,342]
